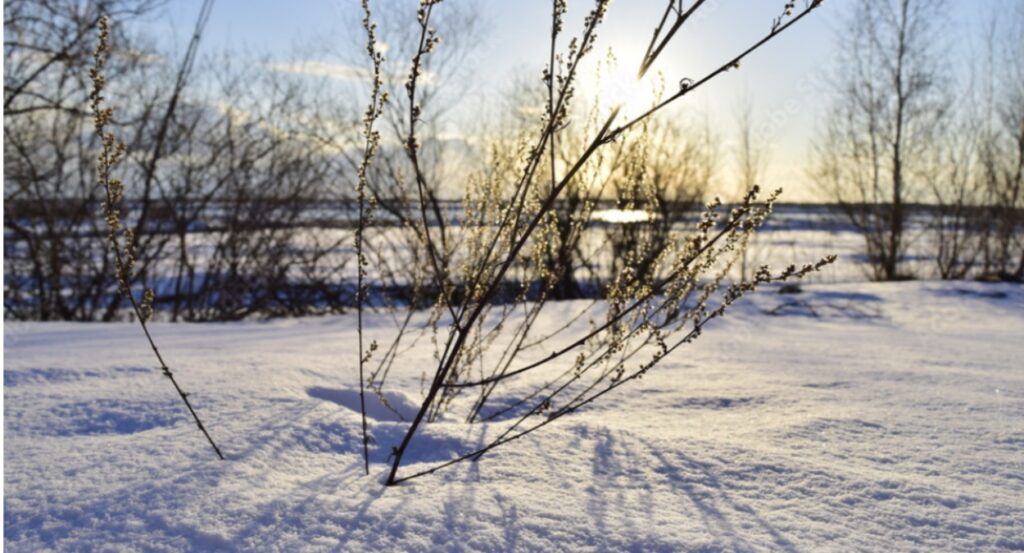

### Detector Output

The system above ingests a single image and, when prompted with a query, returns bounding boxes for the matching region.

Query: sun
[589,49,666,121]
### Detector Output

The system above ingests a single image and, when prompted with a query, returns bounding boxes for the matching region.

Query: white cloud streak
[264,60,432,86]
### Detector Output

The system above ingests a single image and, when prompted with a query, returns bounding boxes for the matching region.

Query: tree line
[814,0,1023,281]
[4,0,1021,323]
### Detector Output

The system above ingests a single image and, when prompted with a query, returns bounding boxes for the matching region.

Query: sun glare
[591,54,665,120]
[590,209,653,224]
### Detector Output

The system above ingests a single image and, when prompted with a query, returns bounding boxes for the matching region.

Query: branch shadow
[577,427,799,552]
[636,435,800,553]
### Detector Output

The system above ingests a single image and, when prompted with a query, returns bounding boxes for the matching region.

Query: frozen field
[4,280,1023,551]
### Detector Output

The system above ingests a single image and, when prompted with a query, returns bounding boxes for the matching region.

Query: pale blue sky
[140,0,1009,201]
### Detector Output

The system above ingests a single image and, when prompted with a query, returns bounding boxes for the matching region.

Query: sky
[138,0,1009,202]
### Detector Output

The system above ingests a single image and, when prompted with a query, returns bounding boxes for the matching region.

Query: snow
[4,281,1023,551]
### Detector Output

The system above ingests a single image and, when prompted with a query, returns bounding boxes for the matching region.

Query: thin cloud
[264,60,432,86]
[266,61,374,82]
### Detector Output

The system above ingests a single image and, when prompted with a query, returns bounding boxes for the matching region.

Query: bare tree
[733,95,768,281]
[924,110,983,280]
[5,1,365,321]
[3,0,226,321]
[4,0,163,320]
[813,0,951,280]
[975,3,1024,281]
[604,116,717,288]
[919,3,1023,282]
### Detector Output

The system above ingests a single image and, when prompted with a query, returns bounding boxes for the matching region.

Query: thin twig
[90,16,223,460]
[355,0,389,475]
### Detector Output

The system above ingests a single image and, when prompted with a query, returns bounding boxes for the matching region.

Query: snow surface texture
[4,281,1023,551]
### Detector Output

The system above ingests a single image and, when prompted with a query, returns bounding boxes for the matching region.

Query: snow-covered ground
[4,280,1023,551]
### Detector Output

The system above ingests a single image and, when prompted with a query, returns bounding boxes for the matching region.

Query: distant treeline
[4,0,1022,322]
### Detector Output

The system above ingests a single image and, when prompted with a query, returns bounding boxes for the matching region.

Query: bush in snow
[353,0,833,485]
